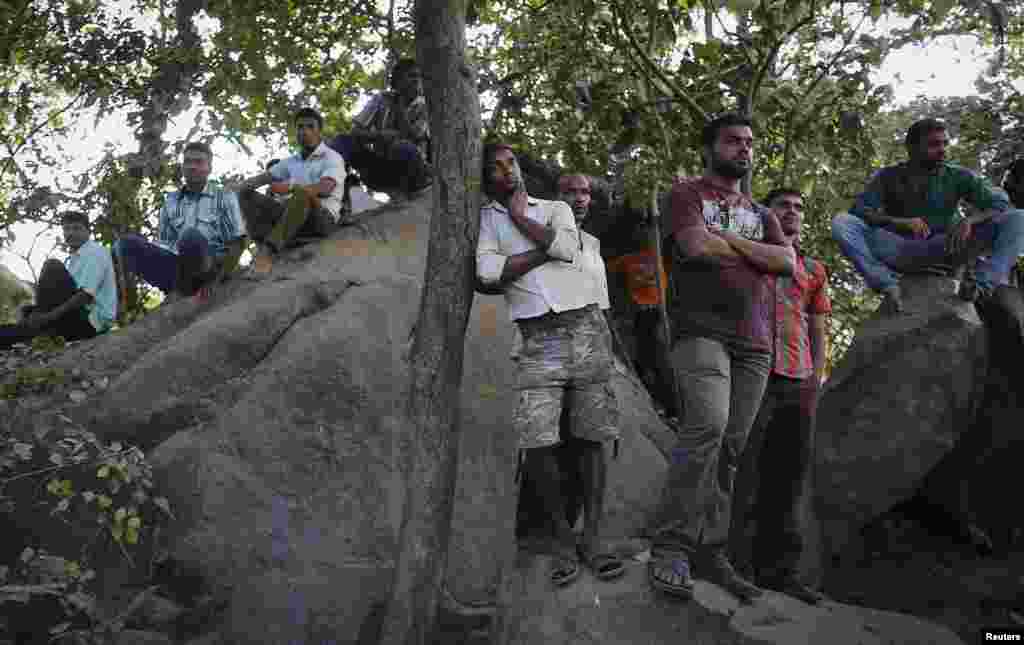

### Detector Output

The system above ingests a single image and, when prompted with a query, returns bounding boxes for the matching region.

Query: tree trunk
[380,1,482,643]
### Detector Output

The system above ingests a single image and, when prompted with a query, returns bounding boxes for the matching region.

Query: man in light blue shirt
[1,211,116,349]
[114,142,247,301]
[237,107,347,275]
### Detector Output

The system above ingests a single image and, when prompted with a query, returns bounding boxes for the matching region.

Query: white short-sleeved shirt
[270,142,347,222]
[476,196,602,321]
[66,239,117,332]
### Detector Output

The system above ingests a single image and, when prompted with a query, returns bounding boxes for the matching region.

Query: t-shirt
[664,177,785,352]
[606,247,667,306]
[66,239,117,332]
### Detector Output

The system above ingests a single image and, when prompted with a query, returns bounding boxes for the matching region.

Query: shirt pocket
[195,209,222,243]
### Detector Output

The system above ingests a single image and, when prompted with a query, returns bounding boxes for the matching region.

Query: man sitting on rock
[648,113,794,603]
[237,108,348,275]
[832,118,1024,314]
[329,58,431,199]
[1,211,116,349]
[477,145,624,588]
[115,142,246,302]
[738,188,830,605]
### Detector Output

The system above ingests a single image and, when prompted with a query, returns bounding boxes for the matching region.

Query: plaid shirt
[157,182,246,257]
[772,251,831,379]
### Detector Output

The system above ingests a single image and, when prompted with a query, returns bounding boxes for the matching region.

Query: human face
[395,67,423,98]
[488,148,522,198]
[62,221,89,252]
[182,149,212,188]
[913,129,948,166]
[559,175,592,222]
[296,116,322,150]
[707,125,754,180]
[771,193,804,238]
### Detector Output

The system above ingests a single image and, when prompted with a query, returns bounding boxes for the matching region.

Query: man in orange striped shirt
[740,187,829,604]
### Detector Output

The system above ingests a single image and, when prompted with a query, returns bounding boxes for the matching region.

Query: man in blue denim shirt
[115,142,247,302]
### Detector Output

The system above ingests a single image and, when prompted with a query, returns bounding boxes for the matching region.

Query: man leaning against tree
[476,144,624,588]
[647,113,795,603]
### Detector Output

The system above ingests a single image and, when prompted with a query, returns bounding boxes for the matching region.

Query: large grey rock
[810,274,987,583]
[71,193,675,644]
[497,551,965,645]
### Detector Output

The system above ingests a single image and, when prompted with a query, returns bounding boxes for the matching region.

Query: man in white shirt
[238,107,347,274]
[2,211,116,349]
[477,144,622,587]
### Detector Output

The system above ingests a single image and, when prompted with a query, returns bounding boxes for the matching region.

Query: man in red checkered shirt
[740,187,830,604]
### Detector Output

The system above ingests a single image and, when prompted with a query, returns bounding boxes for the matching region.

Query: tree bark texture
[381,1,482,644]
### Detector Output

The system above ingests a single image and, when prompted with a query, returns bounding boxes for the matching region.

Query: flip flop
[550,553,581,588]
[579,547,626,581]
[648,558,694,599]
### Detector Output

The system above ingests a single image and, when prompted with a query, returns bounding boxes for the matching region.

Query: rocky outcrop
[809,274,987,583]
[4,192,673,644]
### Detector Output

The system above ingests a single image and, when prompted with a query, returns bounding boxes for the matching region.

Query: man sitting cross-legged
[236,107,347,276]
[832,118,1024,314]
[477,145,623,588]
[1,211,116,349]
[115,142,247,303]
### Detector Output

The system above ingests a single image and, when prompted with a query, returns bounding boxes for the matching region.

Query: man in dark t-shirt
[648,113,795,603]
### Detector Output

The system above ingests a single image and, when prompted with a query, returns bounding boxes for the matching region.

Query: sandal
[648,558,694,599]
[579,546,626,581]
[550,552,581,588]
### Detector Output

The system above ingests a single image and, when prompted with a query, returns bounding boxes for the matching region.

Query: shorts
[513,305,619,449]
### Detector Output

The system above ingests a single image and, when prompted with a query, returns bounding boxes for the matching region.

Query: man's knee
[831,212,863,241]
[113,234,147,259]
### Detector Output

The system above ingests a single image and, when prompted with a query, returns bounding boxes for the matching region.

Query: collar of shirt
[178,181,216,198]
[484,196,540,212]
[300,142,331,162]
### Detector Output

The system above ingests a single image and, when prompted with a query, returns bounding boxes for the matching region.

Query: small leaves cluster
[0,546,98,640]
[0,365,67,399]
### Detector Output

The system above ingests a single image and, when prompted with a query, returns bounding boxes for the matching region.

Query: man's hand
[508,188,529,227]
[901,217,931,239]
[946,217,975,257]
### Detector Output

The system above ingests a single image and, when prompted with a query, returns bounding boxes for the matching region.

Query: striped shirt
[772,252,831,379]
[157,182,246,257]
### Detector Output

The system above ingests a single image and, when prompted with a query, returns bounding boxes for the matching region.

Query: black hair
[763,187,803,207]
[701,113,754,148]
[481,142,516,199]
[391,58,419,86]
[266,158,281,171]
[183,141,213,160]
[294,107,324,130]
[60,211,90,227]
[905,118,946,148]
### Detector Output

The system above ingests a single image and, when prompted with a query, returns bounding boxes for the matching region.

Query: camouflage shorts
[513,305,619,449]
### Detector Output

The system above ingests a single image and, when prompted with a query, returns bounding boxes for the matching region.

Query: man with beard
[115,142,246,302]
[2,211,116,349]
[237,108,347,275]
[832,119,1024,314]
[734,188,829,605]
[477,147,624,587]
[647,113,794,603]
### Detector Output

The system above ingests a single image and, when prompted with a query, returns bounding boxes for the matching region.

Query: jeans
[329,134,429,193]
[832,209,1024,292]
[651,336,771,558]
[113,229,218,295]
[634,306,679,417]
[0,259,97,349]
[732,374,819,578]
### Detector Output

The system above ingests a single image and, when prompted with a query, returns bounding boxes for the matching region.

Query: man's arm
[240,171,273,191]
[716,230,796,275]
[809,313,828,385]
[673,227,743,264]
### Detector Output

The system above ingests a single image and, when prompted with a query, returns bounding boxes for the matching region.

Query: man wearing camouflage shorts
[477,143,623,587]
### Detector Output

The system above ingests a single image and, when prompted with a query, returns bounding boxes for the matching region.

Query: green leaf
[97,465,110,479]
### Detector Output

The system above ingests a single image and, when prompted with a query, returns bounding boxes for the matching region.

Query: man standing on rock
[737,188,829,605]
[648,113,794,603]
[115,142,247,302]
[477,145,624,587]
[237,108,348,275]
[832,118,1024,314]
[1,211,116,349]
